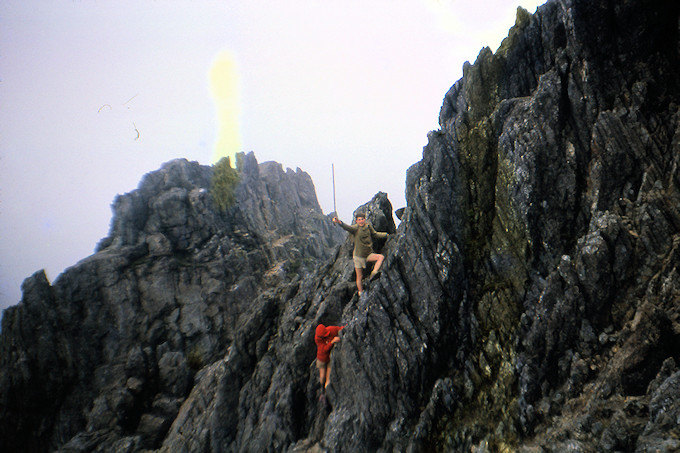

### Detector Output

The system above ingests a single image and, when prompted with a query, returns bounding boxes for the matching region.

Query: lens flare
[209,50,242,165]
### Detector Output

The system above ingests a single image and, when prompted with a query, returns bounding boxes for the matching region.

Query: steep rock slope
[0,152,343,452]
[163,0,680,452]
[400,0,680,450]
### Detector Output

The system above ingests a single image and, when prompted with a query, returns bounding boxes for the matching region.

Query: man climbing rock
[315,324,344,399]
[333,212,388,295]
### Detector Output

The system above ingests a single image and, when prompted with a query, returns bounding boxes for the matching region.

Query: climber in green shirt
[332,212,388,295]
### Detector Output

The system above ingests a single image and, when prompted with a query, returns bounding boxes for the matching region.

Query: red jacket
[315,324,344,362]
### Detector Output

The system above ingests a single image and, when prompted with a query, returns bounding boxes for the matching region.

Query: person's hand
[331,337,340,344]
[332,217,340,224]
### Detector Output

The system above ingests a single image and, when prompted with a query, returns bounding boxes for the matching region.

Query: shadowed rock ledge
[2,0,680,451]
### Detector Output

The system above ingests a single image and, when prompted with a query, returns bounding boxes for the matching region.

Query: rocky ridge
[0,152,344,452]
[2,0,680,452]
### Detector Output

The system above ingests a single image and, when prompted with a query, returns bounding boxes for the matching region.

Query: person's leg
[318,362,328,402]
[367,253,385,276]
[325,363,332,389]
[318,360,328,388]
[353,256,367,294]
[355,267,363,293]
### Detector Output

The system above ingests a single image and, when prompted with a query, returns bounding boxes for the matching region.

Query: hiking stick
[332,163,337,216]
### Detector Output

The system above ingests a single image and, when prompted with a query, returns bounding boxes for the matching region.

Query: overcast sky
[0,0,546,313]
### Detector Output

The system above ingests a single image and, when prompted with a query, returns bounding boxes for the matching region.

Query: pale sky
[0,0,546,313]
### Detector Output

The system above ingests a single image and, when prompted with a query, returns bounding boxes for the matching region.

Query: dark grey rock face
[0,152,344,452]
[402,0,680,451]
[2,0,680,452]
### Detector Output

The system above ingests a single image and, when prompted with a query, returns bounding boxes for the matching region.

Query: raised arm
[326,325,344,337]
[369,224,389,239]
[333,217,358,234]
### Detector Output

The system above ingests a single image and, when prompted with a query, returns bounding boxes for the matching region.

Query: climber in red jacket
[315,324,344,395]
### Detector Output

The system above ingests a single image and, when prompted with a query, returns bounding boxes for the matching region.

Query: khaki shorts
[316,359,329,369]
[353,255,367,269]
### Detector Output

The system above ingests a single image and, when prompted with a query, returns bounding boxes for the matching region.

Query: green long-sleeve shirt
[337,220,388,258]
